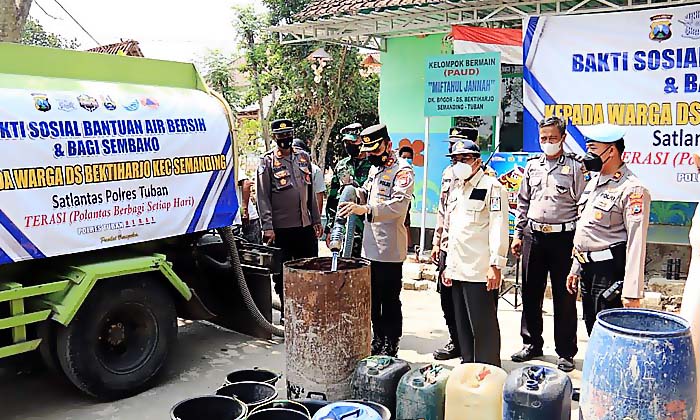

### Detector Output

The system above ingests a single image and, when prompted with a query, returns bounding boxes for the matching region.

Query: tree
[201,49,241,109]
[20,17,79,48]
[233,5,275,151]
[0,0,32,42]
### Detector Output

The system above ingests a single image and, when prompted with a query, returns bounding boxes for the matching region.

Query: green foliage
[230,0,379,170]
[20,17,79,49]
[238,118,263,156]
[201,49,242,109]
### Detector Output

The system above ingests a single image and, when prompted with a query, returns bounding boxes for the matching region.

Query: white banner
[0,76,237,265]
[523,6,700,201]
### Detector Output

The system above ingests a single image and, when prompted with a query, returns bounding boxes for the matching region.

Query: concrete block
[642,291,663,310]
[403,263,422,281]
[403,280,417,290]
[415,281,432,291]
[421,267,437,282]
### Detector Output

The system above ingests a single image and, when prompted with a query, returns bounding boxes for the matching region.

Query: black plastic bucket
[216,381,278,411]
[170,395,247,420]
[248,408,310,420]
[342,400,391,420]
[295,392,330,417]
[251,400,311,419]
[225,367,282,386]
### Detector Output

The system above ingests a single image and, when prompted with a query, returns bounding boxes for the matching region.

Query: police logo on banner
[649,14,673,42]
[32,93,51,112]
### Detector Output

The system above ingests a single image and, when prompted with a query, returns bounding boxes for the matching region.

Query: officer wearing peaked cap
[510,116,585,372]
[430,126,479,361]
[442,138,509,366]
[257,119,322,321]
[324,123,372,257]
[338,123,414,357]
[566,123,651,335]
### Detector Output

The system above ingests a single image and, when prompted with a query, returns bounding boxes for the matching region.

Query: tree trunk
[0,0,32,43]
[245,30,269,152]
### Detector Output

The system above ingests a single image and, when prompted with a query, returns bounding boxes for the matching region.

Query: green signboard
[424,52,502,117]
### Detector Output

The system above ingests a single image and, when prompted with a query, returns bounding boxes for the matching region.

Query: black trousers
[520,229,578,358]
[580,246,626,335]
[370,261,403,339]
[273,226,318,311]
[437,251,460,348]
[452,281,501,367]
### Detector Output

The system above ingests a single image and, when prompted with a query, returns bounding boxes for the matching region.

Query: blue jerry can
[503,365,572,420]
[312,402,382,420]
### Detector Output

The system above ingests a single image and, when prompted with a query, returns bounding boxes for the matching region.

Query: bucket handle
[249,399,311,419]
[306,392,328,401]
[340,409,362,420]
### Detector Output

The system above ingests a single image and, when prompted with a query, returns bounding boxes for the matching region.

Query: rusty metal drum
[284,257,371,401]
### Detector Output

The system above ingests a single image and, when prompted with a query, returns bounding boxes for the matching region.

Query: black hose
[217,226,285,337]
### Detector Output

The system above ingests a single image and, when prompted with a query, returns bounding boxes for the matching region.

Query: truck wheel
[37,321,62,375]
[56,275,177,400]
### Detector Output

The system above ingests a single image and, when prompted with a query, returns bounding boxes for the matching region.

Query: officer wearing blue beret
[566,124,651,335]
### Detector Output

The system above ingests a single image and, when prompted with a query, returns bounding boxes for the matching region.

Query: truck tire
[37,321,62,375]
[56,275,177,400]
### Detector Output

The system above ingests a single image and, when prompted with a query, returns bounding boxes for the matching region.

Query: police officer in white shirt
[442,140,509,366]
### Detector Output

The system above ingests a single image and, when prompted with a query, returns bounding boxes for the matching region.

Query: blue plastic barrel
[580,309,697,419]
[311,402,382,420]
[502,365,571,420]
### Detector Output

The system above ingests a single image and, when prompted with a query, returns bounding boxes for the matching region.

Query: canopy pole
[419,117,430,256]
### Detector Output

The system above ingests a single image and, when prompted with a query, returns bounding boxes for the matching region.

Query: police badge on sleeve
[490,195,501,211]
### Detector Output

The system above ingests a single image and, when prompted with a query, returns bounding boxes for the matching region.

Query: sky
[30,0,267,64]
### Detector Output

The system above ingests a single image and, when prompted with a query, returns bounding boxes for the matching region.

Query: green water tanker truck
[0,43,282,400]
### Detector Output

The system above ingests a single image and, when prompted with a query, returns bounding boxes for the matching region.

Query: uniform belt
[530,220,576,233]
[574,248,615,264]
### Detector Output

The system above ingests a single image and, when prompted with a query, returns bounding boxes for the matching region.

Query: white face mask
[452,162,474,180]
[541,141,563,156]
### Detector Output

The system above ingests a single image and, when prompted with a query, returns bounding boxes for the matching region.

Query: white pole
[419,117,430,256]
[494,112,502,152]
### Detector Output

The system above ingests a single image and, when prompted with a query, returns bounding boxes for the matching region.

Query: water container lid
[311,403,382,420]
[365,356,393,371]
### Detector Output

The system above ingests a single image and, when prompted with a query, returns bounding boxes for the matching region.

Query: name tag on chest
[593,190,619,211]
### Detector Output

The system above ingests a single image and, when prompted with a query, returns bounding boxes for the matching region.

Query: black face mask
[276,137,292,150]
[583,145,612,172]
[345,143,361,158]
[368,149,389,167]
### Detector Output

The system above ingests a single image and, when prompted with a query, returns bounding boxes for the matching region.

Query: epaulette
[565,152,584,163]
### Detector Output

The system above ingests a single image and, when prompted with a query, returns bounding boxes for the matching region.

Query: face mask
[368,151,389,167]
[583,145,612,172]
[541,141,562,156]
[406,159,413,165]
[276,138,292,149]
[345,143,361,158]
[452,162,474,180]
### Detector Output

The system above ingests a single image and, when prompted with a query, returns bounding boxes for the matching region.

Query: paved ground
[1,285,587,420]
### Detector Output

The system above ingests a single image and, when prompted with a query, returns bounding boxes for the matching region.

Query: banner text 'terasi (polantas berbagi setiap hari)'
[524,5,700,201]
[0,78,237,265]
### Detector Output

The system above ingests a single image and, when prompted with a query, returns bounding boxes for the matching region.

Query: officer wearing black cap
[338,123,414,357]
[442,139,509,366]
[257,119,322,319]
[430,126,479,361]
[566,124,651,335]
[324,123,372,257]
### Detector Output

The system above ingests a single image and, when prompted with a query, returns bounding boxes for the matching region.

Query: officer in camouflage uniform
[325,123,372,257]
